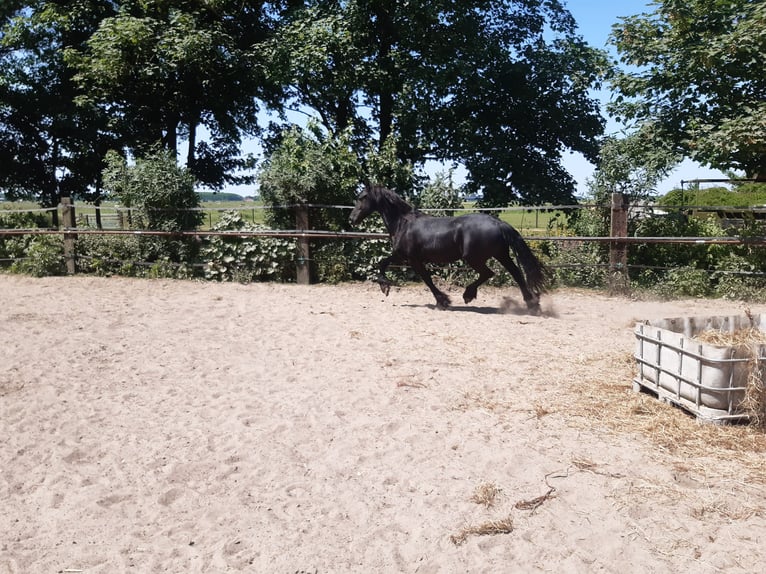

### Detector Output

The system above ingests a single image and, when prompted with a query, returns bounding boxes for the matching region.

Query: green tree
[658,184,766,208]
[65,1,287,190]
[102,149,203,232]
[258,123,364,231]
[610,0,766,180]
[260,0,608,205]
[417,171,463,216]
[590,130,679,204]
[0,1,118,209]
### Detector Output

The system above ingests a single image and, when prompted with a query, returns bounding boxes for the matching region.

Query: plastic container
[633,314,766,423]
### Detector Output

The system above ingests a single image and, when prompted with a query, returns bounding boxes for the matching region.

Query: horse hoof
[526,302,542,315]
[436,296,451,309]
[463,294,475,304]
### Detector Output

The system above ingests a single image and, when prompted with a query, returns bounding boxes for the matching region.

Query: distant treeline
[197,192,251,203]
[658,183,766,207]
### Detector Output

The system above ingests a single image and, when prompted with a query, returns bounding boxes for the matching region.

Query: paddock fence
[3,193,766,286]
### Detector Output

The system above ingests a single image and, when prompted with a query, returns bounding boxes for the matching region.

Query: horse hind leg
[495,251,540,311]
[462,259,494,304]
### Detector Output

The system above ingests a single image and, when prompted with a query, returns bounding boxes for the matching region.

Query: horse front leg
[410,260,451,309]
[376,254,400,296]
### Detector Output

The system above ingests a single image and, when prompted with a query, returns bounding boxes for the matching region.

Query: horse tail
[501,223,549,295]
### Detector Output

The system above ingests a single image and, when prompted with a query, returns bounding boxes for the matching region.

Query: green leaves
[259,0,606,205]
[610,0,766,178]
[65,1,277,187]
[102,148,202,231]
[257,123,363,231]
[590,129,680,203]
[201,210,296,283]
[4,1,608,208]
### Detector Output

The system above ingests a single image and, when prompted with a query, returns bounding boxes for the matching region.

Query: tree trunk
[373,4,395,149]
[48,139,61,227]
[186,120,197,168]
[747,155,766,181]
[163,113,179,155]
[95,197,102,229]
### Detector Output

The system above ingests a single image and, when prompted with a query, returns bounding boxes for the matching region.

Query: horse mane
[369,185,415,215]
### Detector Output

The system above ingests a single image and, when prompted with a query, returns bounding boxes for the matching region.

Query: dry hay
[564,350,766,520]
[694,327,766,347]
[565,350,766,485]
[694,326,766,427]
[470,482,501,509]
[450,516,514,546]
[513,488,556,512]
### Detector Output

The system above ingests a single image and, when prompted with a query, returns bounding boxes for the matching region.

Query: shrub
[547,240,608,288]
[101,148,203,271]
[312,215,399,284]
[76,233,143,276]
[102,149,203,232]
[8,235,65,276]
[75,218,199,279]
[0,210,53,267]
[416,172,463,215]
[712,253,766,300]
[201,210,295,282]
[258,125,360,232]
[654,266,712,298]
[0,209,51,230]
[554,204,610,288]
[630,214,725,283]
[1,210,64,276]
[146,257,195,280]
[659,183,766,208]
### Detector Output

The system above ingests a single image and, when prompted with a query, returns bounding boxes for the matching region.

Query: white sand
[2,276,765,573]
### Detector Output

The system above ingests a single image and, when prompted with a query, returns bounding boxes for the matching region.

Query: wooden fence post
[60,196,77,275]
[295,203,312,285]
[609,192,628,290]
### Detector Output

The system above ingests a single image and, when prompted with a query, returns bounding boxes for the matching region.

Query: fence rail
[3,194,766,284]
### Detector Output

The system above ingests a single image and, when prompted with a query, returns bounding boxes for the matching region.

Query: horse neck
[377,199,412,237]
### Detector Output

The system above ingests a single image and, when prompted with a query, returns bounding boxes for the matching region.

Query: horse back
[399,213,505,263]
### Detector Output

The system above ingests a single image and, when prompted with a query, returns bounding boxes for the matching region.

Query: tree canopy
[1,0,290,203]
[64,0,288,189]
[610,0,766,180]
[587,129,679,203]
[0,0,115,206]
[1,1,609,207]
[261,0,608,204]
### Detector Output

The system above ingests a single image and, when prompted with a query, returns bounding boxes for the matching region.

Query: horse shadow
[401,303,502,315]
[402,297,549,316]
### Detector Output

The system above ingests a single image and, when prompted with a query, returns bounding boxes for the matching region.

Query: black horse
[349,185,549,311]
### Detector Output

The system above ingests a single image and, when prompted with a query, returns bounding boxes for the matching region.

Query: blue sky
[229,0,725,198]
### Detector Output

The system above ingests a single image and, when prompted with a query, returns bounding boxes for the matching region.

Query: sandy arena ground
[2,275,766,573]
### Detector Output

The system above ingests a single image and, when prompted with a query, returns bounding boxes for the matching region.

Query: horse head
[349,184,384,225]
[349,184,416,236]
